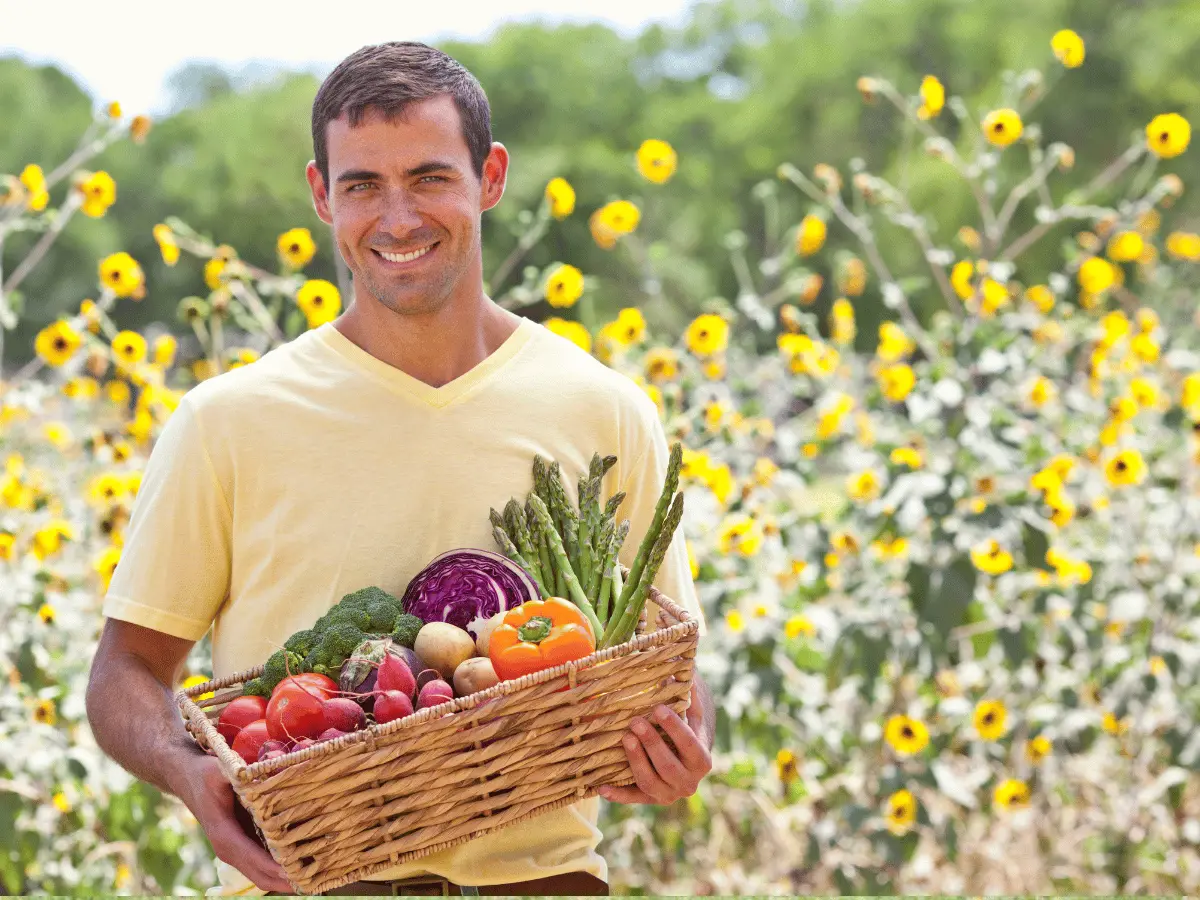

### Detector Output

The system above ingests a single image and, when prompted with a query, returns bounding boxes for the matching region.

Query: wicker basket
[175,581,699,895]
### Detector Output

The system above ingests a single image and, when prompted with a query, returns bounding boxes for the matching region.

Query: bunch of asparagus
[489,443,683,650]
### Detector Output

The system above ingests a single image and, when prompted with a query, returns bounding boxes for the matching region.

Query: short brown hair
[311,41,492,188]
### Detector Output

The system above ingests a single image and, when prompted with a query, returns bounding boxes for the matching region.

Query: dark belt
[270,871,609,896]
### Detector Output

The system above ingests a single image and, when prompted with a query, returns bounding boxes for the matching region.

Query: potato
[453,657,500,697]
[413,622,477,680]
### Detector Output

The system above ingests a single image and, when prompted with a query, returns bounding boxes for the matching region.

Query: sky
[0,0,697,116]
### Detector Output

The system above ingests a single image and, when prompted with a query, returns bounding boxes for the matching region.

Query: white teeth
[378,245,434,263]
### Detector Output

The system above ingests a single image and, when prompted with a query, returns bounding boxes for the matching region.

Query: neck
[332,288,523,389]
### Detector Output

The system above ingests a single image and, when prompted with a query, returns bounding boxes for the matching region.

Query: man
[86,41,712,897]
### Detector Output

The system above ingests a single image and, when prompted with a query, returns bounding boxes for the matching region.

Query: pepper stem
[517,615,555,644]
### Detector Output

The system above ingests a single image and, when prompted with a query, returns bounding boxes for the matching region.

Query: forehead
[324,95,471,171]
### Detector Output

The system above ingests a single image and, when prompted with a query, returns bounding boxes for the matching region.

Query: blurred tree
[1,0,1197,364]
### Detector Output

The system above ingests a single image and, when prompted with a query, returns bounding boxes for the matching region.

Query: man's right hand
[172,751,294,894]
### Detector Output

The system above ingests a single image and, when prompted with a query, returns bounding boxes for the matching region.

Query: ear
[479,143,509,213]
[306,161,333,225]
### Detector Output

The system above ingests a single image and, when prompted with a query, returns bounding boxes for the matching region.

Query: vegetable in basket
[401,548,538,634]
[489,597,597,681]
[488,444,684,651]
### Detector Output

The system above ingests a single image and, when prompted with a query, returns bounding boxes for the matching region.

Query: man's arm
[86,619,292,893]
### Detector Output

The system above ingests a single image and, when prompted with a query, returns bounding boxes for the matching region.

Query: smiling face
[307,95,507,319]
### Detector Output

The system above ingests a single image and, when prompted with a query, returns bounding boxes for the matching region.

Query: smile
[374,243,437,264]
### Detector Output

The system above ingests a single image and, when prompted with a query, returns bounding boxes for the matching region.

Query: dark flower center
[901,725,914,739]
[53,337,68,351]
[312,296,324,306]
[1116,460,1128,472]
[984,711,995,724]
[290,243,300,252]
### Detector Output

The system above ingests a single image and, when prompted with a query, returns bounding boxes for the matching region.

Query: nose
[376,189,425,238]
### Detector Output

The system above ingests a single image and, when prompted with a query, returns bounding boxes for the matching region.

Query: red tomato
[231,719,271,765]
[217,696,269,744]
[273,674,336,700]
[266,685,328,742]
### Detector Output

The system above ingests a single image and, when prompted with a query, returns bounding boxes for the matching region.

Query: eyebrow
[335,162,458,184]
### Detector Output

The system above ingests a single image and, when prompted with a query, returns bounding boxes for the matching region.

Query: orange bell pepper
[489,597,597,681]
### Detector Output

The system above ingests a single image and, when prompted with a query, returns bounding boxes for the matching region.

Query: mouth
[371,242,439,269]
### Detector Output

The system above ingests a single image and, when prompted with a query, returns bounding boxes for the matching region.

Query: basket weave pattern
[176,583,699,895]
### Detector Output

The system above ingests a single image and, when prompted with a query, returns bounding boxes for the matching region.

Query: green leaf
[1022,522,1049,570]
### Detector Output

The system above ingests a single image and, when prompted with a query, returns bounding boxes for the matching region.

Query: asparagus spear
[528,494,604,639]
[528,499,555,599]
[617,442,682,610]
[602,491,683,648]
[492,525,548,599]
[546,461,581,572]
[505,499,544,588]
[603,491,627,521]
[587,517,615,605]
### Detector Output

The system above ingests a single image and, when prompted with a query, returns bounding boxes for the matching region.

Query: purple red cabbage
[401,549,536,631]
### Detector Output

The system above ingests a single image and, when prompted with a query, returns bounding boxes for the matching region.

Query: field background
[2,0,1200,894]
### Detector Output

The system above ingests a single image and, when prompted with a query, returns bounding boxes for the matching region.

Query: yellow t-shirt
[102,315,706,896]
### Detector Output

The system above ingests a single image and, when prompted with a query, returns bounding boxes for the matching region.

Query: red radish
[257,740,289,761]
[259,749,286,762]
[321,697,366,733]
[266,685,327,742]
[373,690,414,724]
[318,727,348,742]
[217,696,268,744]
[292,738,316,751]
[377,655,416,699]
[231,719,271,764]
[417,680,455,711]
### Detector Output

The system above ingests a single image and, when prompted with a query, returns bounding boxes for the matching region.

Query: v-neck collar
[312,317,534,409]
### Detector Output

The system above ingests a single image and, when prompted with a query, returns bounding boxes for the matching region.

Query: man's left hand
[596,687,712,805]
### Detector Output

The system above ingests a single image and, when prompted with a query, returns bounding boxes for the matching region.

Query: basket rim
[175,579,698,782]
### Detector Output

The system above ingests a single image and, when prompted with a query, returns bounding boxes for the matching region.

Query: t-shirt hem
[101,594,212,642]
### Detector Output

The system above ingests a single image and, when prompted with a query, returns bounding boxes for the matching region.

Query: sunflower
[796,215,827,256]
[77,171,116,218]
[993,778,1031,811]
[1078,256,1116,294]
[917,75,945,119]
[971,540,1013,575]
[1051,29,1085,68]
[153,334,178,367]
[1104,449,1147,487]
[0,532,15,561]
[1145,113,1191,159]
[32,520,75,561]
[684,314,730,357]
[33,699,57,726]
[885,790,917,835]
[596,200,640,236]
[716,514,763,557]
[111,331,148,367]
[19,164,49,211]
[890,446,923,469]
[885,715,930,755]
[544,177,575,219]
[830,298,855,345]
[973,699,1008,740]
[878,364,916,403]
[877,322,914,362]
[982,109,1023,148]
[153,224,180,266]
[34,321,83,367]
[1026,735,1052,764]
[95,546,122,592]
[636,139,678,184]
[1025,284,1055,313]
[296,279,342,328]
[846,470,880,503]
[543,317,591,354]
[644,347,680,382]
[774,749,799,785]
[277,227,317,268]
[98,252,145,299]
[544,264,585,309]
[784,615,815,639]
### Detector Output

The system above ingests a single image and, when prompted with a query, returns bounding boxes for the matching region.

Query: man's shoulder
[523,320,660,424]
[179,330,321,419]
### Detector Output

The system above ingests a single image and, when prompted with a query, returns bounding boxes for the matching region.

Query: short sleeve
[614,414,707,639]
[102,394,232,641]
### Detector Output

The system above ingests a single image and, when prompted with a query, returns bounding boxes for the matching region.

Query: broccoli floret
[262,649,304,692]
[389,613,424,649]
[302,623,367,679]
[339,586,401,610]
[364,600,401,633]
[242,677,270,698]
[323,606,372,632]
[284,628,318,657]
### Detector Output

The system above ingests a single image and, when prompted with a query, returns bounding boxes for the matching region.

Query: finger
[596,784,655,804]
[623,731,673,803]
[652,705,712,774]
[631,717,690,789]
[208,819,293,893]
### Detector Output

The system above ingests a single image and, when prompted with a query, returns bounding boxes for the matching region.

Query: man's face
[307,95,506,318]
